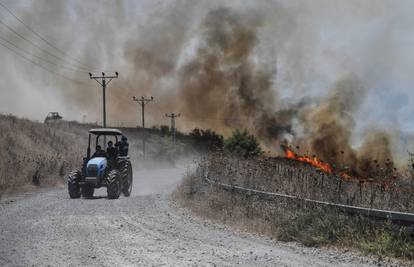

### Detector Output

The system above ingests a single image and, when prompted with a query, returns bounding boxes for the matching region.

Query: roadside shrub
[159,125,170,136]
[190,128,223,152]
[224,129,262,157]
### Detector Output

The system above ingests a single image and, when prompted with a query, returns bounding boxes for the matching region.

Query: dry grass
[200,153,414,212]
[0,114,90,195]
[175,153,414,261]
[0,114,195,196]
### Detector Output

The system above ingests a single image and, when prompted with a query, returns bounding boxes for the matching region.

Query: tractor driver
[106,140,118,160]
[92,145,106,158]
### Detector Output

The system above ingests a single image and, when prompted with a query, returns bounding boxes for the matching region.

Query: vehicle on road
[44,112,63,123]
[67,128,133,199]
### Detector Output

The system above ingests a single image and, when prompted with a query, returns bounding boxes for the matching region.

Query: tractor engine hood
[86,157,107,177]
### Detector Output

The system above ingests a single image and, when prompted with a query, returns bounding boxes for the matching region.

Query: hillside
[0,114,194,195]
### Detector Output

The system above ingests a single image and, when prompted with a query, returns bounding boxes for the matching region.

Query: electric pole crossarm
[90,75,118,79]
[89,71,119,80]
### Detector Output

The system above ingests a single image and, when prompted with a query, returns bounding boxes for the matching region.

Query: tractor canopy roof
[89,128,123,136]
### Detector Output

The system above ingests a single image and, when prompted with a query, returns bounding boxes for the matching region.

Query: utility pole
[132,96,154,159]
[89,71,118,128]
[165,113,180,148]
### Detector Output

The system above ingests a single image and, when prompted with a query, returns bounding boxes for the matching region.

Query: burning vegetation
[280,143,398,191]
[267,76,400,187]
[282,145,333,174]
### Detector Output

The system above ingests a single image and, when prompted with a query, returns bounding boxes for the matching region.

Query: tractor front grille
[87,164,98,177]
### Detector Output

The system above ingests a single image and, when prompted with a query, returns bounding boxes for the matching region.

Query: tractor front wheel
[121,161,133,197]
[107,170,121,199]
[68,170,81,199]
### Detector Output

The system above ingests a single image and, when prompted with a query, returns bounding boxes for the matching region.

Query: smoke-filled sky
[1,0,414,166]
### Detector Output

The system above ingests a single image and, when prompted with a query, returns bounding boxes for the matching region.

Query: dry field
[0,115,88,194]
[175,153,414,261]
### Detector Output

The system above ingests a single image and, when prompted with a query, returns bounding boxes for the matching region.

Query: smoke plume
[1,0,413,175]
[296,75,395,177]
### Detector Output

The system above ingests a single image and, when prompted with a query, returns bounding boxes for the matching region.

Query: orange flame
[282,145,397,190]
[284,148,333,173]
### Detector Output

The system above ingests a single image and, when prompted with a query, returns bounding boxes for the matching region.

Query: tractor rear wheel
[82,184,94,198]
[107,170,121,199]
[68,170,81,199]
[121,160,133,197]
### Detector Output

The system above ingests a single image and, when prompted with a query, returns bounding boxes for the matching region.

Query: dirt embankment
[0,115,89,195]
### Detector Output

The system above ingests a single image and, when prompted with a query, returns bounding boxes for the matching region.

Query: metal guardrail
[205,177,414,226]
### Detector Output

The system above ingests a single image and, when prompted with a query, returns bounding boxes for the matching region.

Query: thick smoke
[1,0,413,175]
[296,75,395,177]
[176,8,284,138]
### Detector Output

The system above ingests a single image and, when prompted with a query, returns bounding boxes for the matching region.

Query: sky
[1,0,414,157]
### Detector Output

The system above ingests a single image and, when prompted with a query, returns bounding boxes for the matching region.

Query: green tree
[224,129,262,157]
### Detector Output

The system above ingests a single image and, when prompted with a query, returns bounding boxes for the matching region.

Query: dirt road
[0,166,380,266]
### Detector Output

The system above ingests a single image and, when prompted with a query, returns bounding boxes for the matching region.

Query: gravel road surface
[0,166,384,266]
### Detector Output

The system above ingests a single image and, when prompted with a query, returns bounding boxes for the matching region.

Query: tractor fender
[67,169,81,183]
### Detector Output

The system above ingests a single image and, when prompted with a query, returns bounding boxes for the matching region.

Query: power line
[0,39,91,86]
[0,34,84,73]
[0,1,92,70]
[0,18,89,72]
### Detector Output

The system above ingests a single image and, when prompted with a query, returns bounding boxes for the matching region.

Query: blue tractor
[67,128,133,199]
